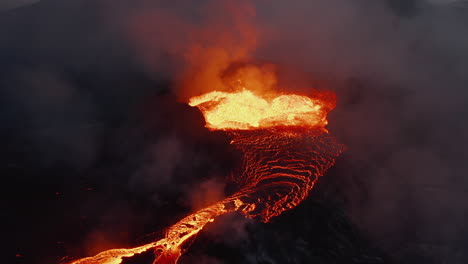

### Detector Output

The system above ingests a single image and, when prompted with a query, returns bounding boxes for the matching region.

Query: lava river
[66,88,344,264]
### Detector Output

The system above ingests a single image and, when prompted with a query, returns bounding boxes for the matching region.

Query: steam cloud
[0,0,40,11]
[2,0,468,263]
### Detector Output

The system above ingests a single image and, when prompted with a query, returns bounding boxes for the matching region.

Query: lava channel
[66,89,344,264]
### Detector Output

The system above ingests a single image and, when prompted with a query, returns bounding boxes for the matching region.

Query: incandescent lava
[67,88,344,264]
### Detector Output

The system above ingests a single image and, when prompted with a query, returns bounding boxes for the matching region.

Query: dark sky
[2,1,468,264]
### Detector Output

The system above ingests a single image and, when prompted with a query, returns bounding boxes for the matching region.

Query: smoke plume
[2,0,468,263]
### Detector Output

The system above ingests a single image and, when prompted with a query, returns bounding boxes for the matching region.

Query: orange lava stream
[66,242,158,264]
[188,89,332,131]
[67,89,343,264]
[68,197,247,264]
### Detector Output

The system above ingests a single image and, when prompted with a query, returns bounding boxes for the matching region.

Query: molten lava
[188,89,332,130]
[66,88,343,264]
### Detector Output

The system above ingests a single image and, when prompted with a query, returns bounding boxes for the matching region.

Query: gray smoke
[2,1,468,263]
[249,1,468,262]
[0,0,40,11]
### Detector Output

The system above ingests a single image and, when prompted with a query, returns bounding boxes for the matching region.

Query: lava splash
[188,89,333,131]
[66,89,343,264]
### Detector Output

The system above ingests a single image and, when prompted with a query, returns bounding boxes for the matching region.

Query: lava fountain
[66,87,344,264]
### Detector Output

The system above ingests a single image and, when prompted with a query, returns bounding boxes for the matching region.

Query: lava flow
[66,88,343,264]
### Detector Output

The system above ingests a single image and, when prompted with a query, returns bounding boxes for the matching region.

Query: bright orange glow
[66,88,343,264]
[68,197,246,264]
[188,89,331,131]
[67,242,158,264]
[63,0,345,262]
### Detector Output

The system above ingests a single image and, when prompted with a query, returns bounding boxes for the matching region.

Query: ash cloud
[1,68,99,168]
[248,0,468,262]
[2,0,468,263]
[0,0,39,11]
[122,0,468,262]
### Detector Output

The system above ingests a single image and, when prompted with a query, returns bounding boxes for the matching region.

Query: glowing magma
[66,89,343,264]
[188,89,331,130]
